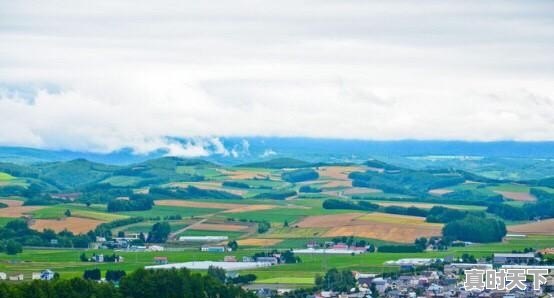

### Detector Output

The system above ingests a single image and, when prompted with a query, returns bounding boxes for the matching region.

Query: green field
[177,229,245,239]
[31,204,128,221]
[0,217,13,227]
[115,220,190,233]
[2,234,551,282]
[0,172,15,181]
[100,175,143,187]
[118,205,223,218]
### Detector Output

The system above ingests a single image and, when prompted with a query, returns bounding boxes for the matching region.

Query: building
[0,272,6,280]
[32,272,41,280]
[50,192,81,201]
[201,246,226,252]
[493,253,535,265]
[147,245,164,252]
[93,254,104,262]
[40,269,55,281]
[332,243,349,250]
[224,255,237,262]
[180,236,228,242]
[154,256,168,265]
[9,274,24,281]
[255,256,279,264]
[242,256,254,262]
[444,263,492,275]
[371,277,389,294]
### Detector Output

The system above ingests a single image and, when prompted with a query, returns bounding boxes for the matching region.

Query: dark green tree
[147,222,171,243]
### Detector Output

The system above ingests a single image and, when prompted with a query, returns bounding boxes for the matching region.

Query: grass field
[118,205,222,218]
[0,172,15,181]
[177,229,245,238]
[116,221,190,233]
[0,235,552,282]
[31,204,128,221]
[100,175,143,187]
[0,217,13,227]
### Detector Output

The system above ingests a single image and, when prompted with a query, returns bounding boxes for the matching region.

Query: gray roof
[493,253,534,258]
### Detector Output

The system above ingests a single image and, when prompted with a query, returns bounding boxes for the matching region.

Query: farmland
[0,156,553,288]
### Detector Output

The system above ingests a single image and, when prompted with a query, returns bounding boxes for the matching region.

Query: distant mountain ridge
[3,138,554,179]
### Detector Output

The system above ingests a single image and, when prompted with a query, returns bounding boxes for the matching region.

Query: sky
[1,0,553,156]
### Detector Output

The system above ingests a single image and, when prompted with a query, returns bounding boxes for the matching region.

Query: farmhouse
[147,245,164,252]
[31,270,55,281]
[40,269,56,280]
[255,256,279,264]
[493,253,536,264]
[0,272,6,280]
[224,256,237,262]
[50,192,81,201]
[154,256,168,265]
[9,273,24,281]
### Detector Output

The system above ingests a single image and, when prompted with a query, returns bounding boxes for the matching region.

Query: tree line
[0,267,256,298]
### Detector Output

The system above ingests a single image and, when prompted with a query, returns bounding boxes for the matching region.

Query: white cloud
[0,0,553,155]
[260,149,277,158]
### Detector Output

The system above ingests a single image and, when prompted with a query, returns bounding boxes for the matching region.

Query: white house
[40,269,56,280]
[9,273,24,281]
[0,272,6,280]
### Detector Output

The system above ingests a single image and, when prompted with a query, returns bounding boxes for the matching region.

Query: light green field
[0,172,15,181]
[0,217,13,227]
[100,175,143,187]
[371,200,487,211]
[118,205,223,218]
[31,205,128,221]
[486,183,530,193]
[115,221,189,233]
[176,166,224,179]
[177,229,245,239]
[264,227,329,238]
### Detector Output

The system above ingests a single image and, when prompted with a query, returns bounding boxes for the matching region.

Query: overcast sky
[1,0,553,155]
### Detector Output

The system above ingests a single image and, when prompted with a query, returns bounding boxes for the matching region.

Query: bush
[147,222,171,243]
[382,205,428,217]
[106,270,126,282]
[322,199,379,211]
[253,190,297,200]
[257,221,271,233]
[378,245,422,253]
[107,195,153,212]
[426,206,469,223]
[83,268,101,280]
[222,181,250,189]
[299,185,322,193]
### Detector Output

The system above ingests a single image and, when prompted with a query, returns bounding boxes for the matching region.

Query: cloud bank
[0,0,553,156]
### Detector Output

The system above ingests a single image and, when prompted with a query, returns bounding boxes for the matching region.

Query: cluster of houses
[0,269,55,282]
[200,245,231,252]
[293,242,371,255]
[86,253,124,263]
[255,252,553,298]
[94,235,165,252]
